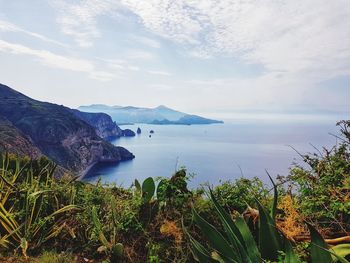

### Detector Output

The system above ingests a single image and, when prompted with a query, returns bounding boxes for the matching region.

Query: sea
[83,116,342,188]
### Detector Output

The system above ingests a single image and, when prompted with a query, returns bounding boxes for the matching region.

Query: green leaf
[182,219,217,263]
[112,243,124,257]
[209,189,257,262]
[234,217,261,262]
[307,223,332,263]
[330,244,350,263]
[156,179,167,199]
[284,239,301,263]
[267,172,278,220]
[142,177,155,203]
[192,209,238,262]
[256,199,282,261]
[189,236,218,263]
[134,179,141,192]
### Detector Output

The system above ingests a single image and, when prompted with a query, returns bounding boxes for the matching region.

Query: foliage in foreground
[188,177,350,262]
[0,121,349,262]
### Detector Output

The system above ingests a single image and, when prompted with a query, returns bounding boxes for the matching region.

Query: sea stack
[137,127,141,134]
[122,129,136,137]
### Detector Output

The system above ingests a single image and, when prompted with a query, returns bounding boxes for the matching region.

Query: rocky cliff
[0,83,134,175]
[71,109,123,139]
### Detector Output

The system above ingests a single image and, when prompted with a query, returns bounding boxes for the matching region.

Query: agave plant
[187,176,350,263]
[0,154,77,257]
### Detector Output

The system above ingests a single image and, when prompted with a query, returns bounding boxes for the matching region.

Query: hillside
[0,83,134,174]
[78,104,223,125]
[0,115,42,158]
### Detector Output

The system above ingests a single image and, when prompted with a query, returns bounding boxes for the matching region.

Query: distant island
[78,104,223,125]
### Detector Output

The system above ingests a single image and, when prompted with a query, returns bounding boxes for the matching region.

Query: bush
[285,120,350,232]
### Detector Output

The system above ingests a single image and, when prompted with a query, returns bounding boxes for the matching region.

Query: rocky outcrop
[71,109,123,139]
[122,129,136,137]
[137,127,141,134]
[0,83,134,175]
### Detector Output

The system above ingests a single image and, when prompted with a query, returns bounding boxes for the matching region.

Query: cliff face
[0,83,134,174]
[0,115,42,159]
[71,109,123,139]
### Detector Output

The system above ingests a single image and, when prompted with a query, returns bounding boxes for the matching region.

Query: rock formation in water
[122,129,136,137]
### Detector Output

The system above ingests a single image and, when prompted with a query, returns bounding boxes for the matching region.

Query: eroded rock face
[62,129,134,173]
[71,110,123,139]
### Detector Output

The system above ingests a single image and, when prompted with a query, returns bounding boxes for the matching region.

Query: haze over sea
[83,114,342,187]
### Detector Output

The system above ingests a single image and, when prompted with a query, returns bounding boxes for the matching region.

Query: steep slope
[70,109,123,139]
[0,115,42,158]
[0,83,134,174]
[78,104,223,124]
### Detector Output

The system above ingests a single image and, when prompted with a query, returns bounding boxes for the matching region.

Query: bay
[83,118,340,187]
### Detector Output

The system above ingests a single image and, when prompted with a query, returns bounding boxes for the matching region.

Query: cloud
[97,57,140,72]
[50,0,123,47]
[130,35,161,48]
[0,20,67,47]
[120,0,350,90]
[0,39,114,81]
[126,50,155,59]
[47,0,350,83]
[149,84,173,91]
[147,70,171,76]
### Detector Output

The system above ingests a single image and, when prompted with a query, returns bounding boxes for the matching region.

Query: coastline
[78,161,98,181]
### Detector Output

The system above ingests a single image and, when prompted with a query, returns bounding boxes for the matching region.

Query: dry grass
[277,195,306,241]
[160,220,183,245]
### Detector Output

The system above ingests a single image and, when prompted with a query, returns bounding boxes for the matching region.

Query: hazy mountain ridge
[0,83,134,174]
[78,104,223,125]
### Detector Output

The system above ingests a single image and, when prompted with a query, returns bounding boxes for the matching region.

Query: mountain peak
[155,105,170,110]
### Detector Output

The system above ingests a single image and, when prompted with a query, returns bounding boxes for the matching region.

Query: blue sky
[0,0,350,117]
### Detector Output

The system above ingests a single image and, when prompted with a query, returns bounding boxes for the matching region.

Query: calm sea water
[83,118,340,187]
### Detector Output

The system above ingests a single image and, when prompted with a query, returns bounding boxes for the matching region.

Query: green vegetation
[0,121,349,262]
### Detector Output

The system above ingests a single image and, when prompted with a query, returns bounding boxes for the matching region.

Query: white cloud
[0,39,114,81]
[47,0,350,84]
[130,35,161,48]
[128,65,139,71]
[149,84,173,91]
[147,70,171,76]
[127,50,155,59]
[120,0,350,91]
[0,20,67,47]
[50,0,123,47]
[97,57,140,72]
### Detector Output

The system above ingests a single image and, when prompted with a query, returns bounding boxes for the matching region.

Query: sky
[0,0,350,117]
